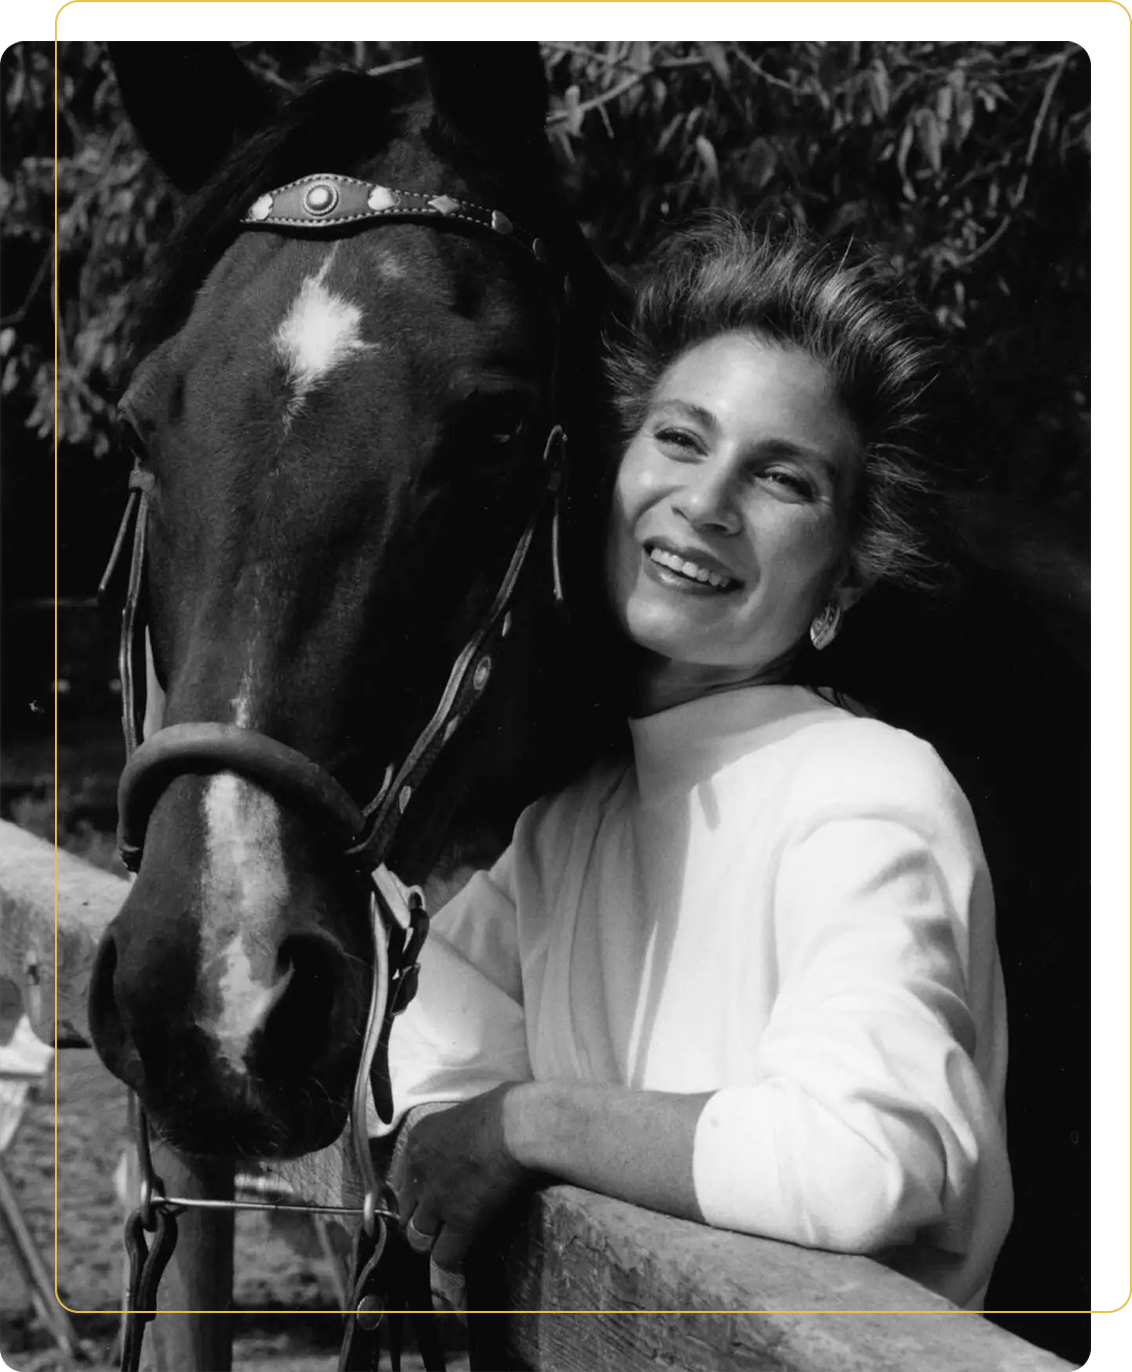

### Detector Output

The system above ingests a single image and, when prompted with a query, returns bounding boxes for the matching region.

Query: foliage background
[1,39,1090,547]
[0,40,1092,780]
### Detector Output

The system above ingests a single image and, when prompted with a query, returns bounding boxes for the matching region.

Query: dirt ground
[1,1053,464,1372]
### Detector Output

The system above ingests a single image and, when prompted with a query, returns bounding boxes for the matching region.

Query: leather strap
[118,722,367,873]
[242,173,557,279]
[339,1223,445,1372]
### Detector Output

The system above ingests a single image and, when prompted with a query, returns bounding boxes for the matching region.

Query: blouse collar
[627,683,839,799]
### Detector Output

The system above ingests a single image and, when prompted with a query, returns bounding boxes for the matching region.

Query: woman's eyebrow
[649,398,719,432]
[753,437,830,464]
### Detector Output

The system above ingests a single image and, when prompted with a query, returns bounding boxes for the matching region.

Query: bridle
[105,173,573,1372]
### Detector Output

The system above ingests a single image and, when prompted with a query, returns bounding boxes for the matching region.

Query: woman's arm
[505,1079,711,1219]
[393,813,1009,1297]
[390,1081,712,1272]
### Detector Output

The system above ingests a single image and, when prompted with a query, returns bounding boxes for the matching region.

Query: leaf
[702,43,731,85]
[563,84,583,137]
[747,138,777,191]
[695,135,720,183]
[915,109,943,174]
[867,61,890,117]
[654,113,682,154]
[896,119,915,179]
[826,199,867,235]
[955,86,975,144]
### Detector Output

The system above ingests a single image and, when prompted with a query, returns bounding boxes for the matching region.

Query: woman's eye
[761,468,813,498]
[655,426,702,454]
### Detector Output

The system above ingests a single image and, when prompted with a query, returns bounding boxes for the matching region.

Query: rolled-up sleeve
[692,812,1012,1303]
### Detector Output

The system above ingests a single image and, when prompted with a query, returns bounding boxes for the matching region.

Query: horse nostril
[254,933,352,1082]
[87,935,146,1092]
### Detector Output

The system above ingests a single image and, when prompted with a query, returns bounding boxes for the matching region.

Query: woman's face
[606,332,863,700]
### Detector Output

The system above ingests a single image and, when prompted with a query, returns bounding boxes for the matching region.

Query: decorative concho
[303,182,339,216]
[249,193,274,222]
[428,195,461,217]
[491,210,513,236]
[367,185,397,212]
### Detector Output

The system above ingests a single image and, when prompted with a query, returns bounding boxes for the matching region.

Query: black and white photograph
[0,6,1121,1372]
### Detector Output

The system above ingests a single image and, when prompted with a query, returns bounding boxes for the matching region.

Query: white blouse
[385,683,1012,1306]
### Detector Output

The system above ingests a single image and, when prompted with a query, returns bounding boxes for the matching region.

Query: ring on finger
[405,1216,438,1254]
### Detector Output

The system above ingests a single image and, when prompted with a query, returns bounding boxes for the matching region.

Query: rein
[106,174,572,1372]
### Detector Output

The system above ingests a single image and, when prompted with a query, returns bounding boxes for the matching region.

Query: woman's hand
[388,1081,709,1274]
[388,1084,533,1272]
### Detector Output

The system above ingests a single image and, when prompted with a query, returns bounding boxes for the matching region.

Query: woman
[378,219,1012,1310]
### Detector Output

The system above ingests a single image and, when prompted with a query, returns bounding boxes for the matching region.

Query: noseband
[106,174,573,1372]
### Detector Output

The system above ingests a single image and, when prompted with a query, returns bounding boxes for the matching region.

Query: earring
[809,602,842,651]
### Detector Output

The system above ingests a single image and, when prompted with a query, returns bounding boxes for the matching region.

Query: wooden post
[142,1141,235,1372]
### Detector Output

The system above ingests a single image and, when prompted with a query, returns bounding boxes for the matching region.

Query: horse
[85,41,618,1367]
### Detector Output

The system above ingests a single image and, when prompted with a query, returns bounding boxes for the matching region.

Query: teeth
[649,547,736,590]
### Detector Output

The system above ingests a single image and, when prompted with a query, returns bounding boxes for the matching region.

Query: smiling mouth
[645,544,741,592]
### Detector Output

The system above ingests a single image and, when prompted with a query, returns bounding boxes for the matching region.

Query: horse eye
[488,417,525,446]
[466,391,531,450]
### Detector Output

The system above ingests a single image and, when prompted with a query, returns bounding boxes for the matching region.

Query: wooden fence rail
[0,819,1075,1371]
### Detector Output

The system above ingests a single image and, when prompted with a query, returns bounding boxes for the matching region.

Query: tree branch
[546,70,653,126]
[953,51,1069,269]
[365,56,423,79]
[731,47,811,96]
[0,247,51,328]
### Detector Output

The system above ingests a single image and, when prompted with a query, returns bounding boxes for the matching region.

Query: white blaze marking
[199,773,292,1072]
[209,938,293,1071]
[232,665,255,729]
[273,247,373,417]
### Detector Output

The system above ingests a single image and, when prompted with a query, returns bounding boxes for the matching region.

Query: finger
[405,1214,439,1256]
[404,1199,442,1255]
[392,1160,427,1227]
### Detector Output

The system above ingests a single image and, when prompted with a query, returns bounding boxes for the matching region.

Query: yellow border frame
[50,2,1119,1328]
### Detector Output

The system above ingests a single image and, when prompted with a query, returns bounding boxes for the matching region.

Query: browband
[241,172,556,276]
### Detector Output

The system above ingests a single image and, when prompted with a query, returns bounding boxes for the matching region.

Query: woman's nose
[674,464,742,534]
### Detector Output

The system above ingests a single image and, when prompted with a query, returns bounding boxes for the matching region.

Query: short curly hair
[605,217,961,592]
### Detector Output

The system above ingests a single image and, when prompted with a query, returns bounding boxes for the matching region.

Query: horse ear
[421,42,550,168]
[109,43,276,193]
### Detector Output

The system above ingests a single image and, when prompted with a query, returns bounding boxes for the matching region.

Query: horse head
[87,44,614,1160]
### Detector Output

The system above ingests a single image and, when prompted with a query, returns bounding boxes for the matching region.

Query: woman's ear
[830,555,874,615]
